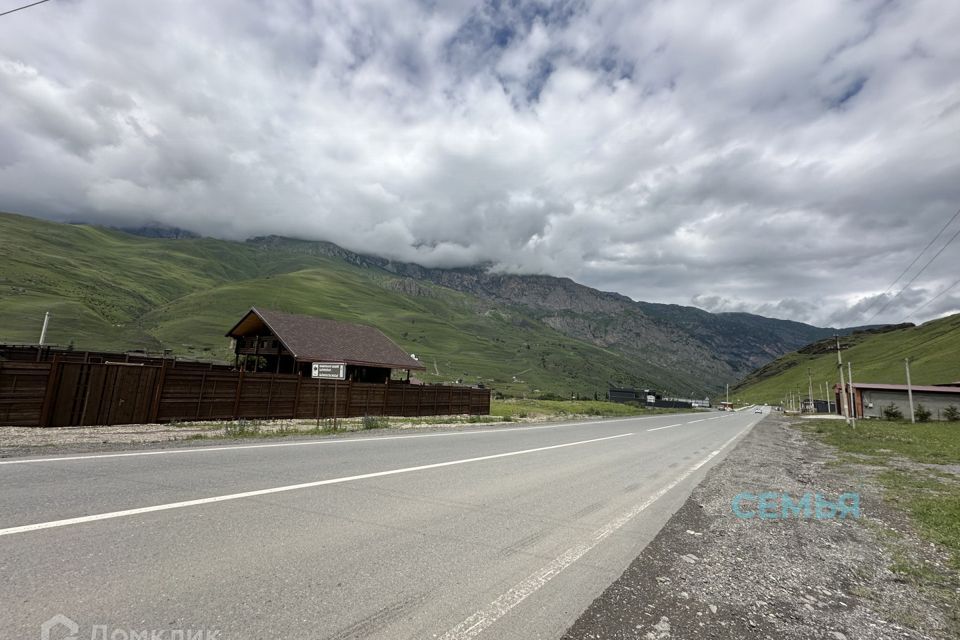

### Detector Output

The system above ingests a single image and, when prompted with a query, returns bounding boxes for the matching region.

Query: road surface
[0,409,763,640]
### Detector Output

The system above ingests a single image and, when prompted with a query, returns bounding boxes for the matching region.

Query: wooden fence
[0,358,490,427]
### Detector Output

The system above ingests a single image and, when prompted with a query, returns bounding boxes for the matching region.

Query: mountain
[113,224,200,239]
[1,211,849,397]
[731,315,960,404]
[247,235,847,389]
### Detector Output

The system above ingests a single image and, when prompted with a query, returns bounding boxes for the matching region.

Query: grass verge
[489,398,699,420]
[799,417,960,578]
[799,418,960,464]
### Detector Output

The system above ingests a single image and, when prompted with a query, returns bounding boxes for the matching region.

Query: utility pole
[38,311,50,346]
[905,358,915,424]
[836,335,849,424]
[808,368,814,413]
[826,380,833,414]
[726,383,729,405]
[847,362,856,428]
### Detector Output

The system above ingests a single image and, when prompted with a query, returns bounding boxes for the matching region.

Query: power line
[866,211,960,323]
[0,0,51,18]
[859,206,960,320]
[904,274,960,322]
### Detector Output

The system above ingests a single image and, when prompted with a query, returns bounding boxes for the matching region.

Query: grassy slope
[0,212,690,397]
[733,314,960,404]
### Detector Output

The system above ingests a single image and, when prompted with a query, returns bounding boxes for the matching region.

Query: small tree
[943,405,960,422]
[882,403,903,420]
[914,403,932,423]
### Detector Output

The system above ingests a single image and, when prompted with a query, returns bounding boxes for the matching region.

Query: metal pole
[826,381,832,414]
[38,311,50,346]
[836,335,849,424]
[847,362,856,428]
[808,368,814,413]
[316,377,321,429]
[839,362,849,424]
[905,358,915,424]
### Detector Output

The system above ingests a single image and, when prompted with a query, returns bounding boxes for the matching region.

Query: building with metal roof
[835,382,960,421]
[226,308,425,383]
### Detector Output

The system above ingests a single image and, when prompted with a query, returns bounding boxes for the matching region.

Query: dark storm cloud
[1,0,959,326]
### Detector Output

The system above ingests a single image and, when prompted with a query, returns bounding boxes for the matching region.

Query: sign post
[312,363,346,429]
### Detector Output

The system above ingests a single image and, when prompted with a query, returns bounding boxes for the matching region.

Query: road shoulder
[563,414,956,640]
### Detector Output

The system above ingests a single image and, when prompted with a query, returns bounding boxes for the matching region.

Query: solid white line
[0,413,699,467]
[439,422,755,640]
[0,432,633,537]
[646,423,683,432]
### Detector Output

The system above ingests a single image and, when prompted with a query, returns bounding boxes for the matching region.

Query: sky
[1,0,959,328]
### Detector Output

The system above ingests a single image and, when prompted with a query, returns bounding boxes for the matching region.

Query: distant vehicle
[754,407,763,413]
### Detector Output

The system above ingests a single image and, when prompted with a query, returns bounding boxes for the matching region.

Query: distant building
[226,307,425,383]
[835,382,960,421]
[608,387,663,404]
[608,387,639,403]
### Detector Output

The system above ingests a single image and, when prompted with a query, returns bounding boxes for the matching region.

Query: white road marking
[648,414,735,431]
[0,432,633,537]
[646,423,683,432]
[0,414,696,467]
[439,420,757,640]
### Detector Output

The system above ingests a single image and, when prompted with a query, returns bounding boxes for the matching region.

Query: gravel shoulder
[563,414,958,640]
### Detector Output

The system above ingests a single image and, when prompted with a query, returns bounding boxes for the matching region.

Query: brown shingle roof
[226,308,425,370]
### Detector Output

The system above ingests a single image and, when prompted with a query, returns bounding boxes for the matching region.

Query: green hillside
[732,315,960,405]
[0,212,692,398]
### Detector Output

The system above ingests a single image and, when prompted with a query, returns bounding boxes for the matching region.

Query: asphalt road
[0,409,763,640]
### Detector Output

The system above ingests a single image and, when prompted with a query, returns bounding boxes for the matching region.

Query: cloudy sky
[2,0,959,327]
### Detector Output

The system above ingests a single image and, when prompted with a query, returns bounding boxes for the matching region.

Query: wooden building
[226,308,425,383]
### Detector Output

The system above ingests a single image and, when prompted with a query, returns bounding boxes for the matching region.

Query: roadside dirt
[563,415,956,640]
[0,415,545,458]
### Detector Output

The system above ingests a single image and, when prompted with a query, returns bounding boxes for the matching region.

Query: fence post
[382,381,389,416]
[196,370,208,419]
[149,360,169,423]
[233,369,245,419]
[293,373,302,419]
[265,374,275,418]
[38,355,61,427]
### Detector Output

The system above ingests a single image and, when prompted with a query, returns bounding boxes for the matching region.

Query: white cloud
[1,0,959,326]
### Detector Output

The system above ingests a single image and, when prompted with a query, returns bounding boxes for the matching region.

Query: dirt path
[564,415,955,639]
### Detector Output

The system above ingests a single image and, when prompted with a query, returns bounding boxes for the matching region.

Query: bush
[944,405,960,422]
[914,403,932,423]
[362,415,390,430]
[536,393,565,401]
[225,419,262,437]
[882,403,904,420]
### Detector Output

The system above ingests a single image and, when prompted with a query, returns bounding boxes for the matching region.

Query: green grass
[0,212,694,398]
[800,418,960,571]
[878,469,960,572]
[799,418,960,464]
[489,398,694,420]
[734,314,960,405]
